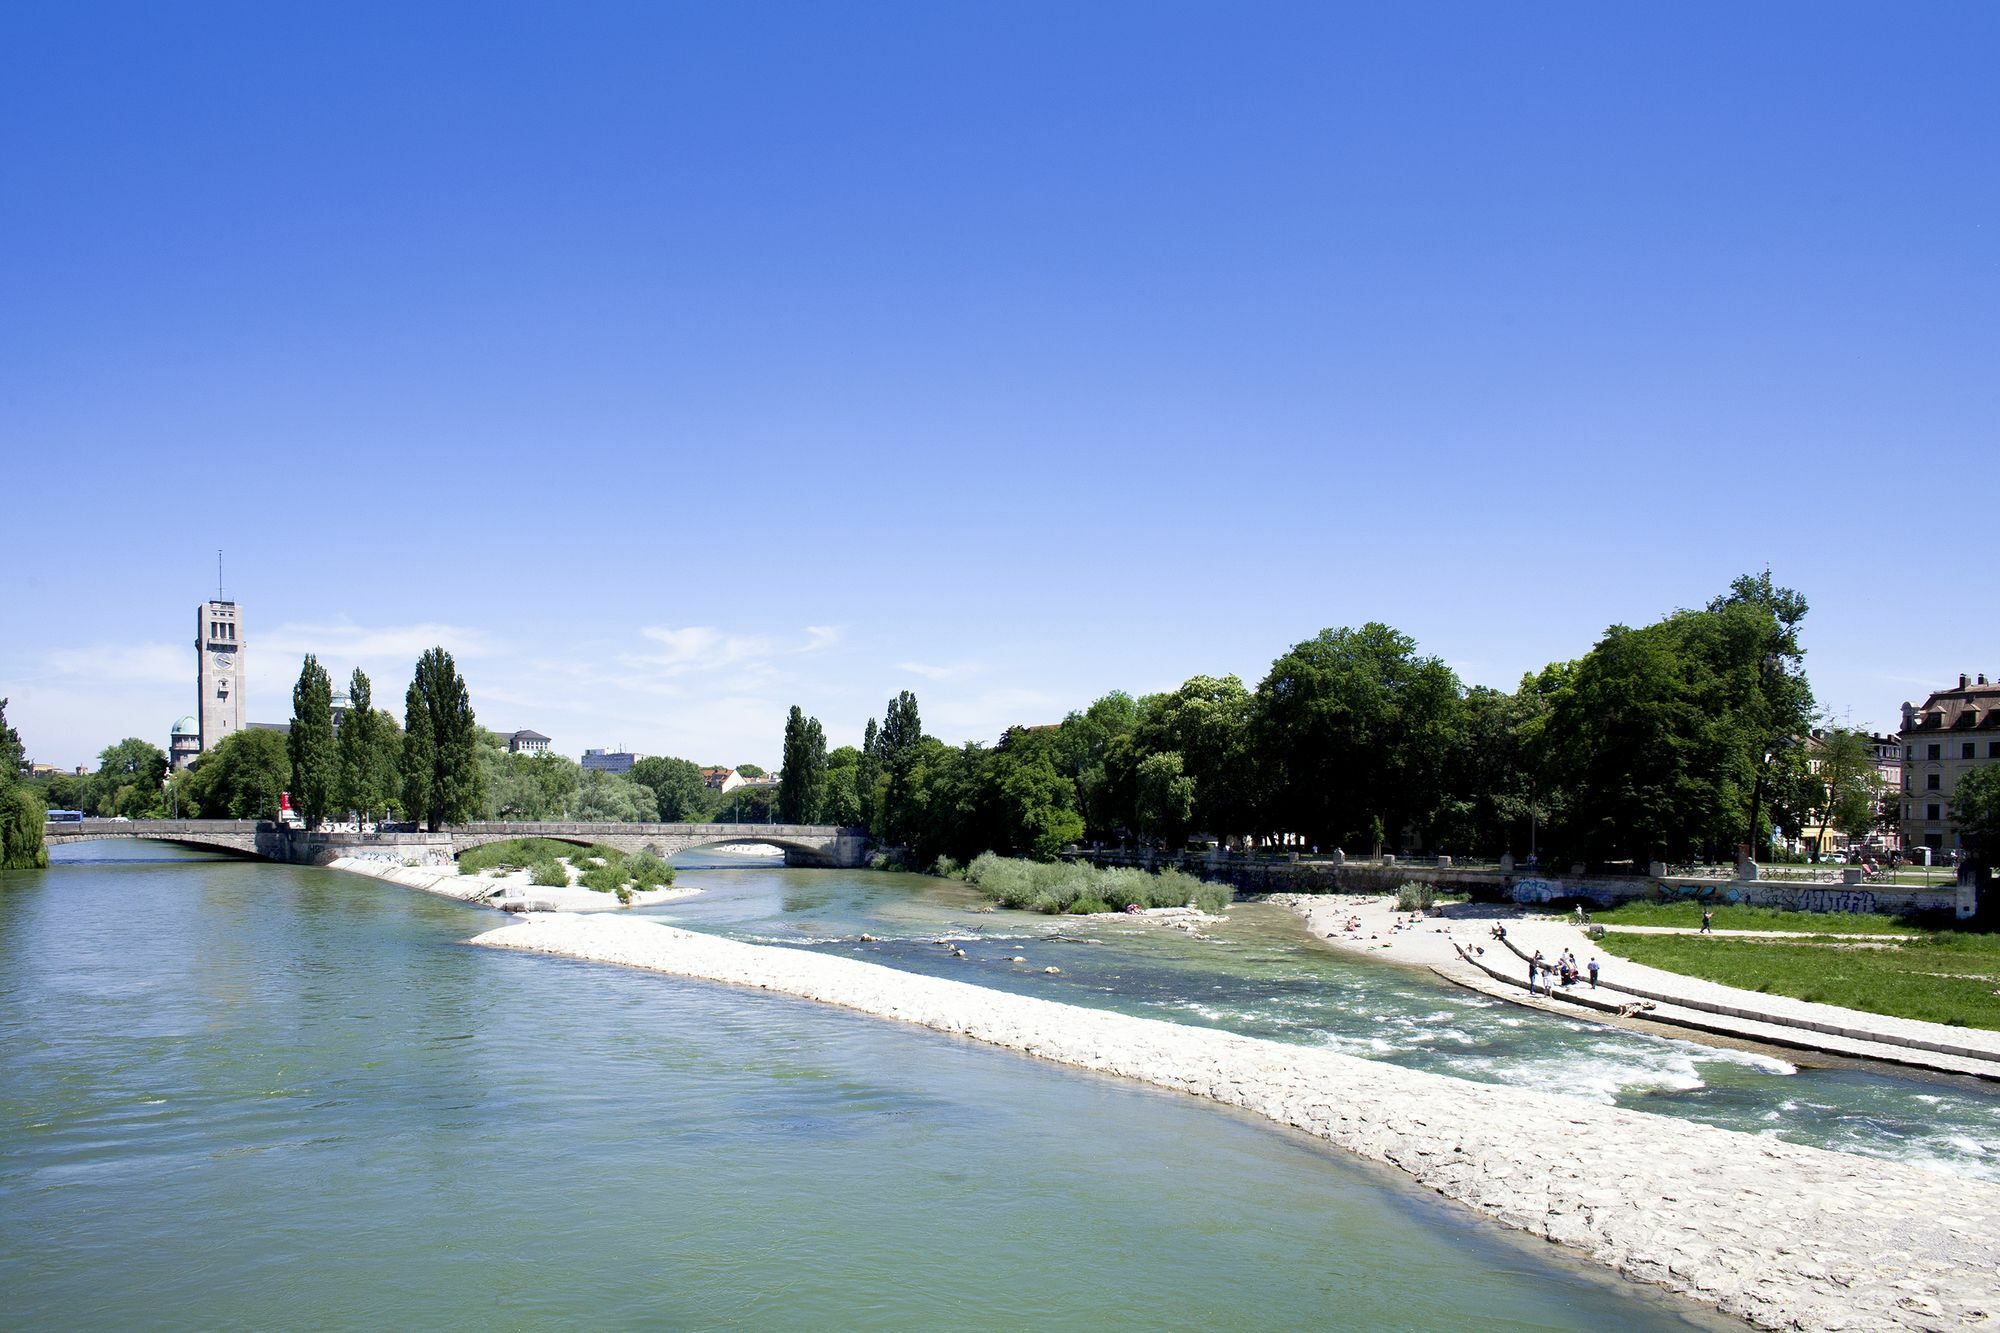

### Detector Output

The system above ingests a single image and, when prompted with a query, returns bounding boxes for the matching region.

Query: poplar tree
[402,647,484,831]
[857,717,881,836]
[400,679,434,826]
[777,706,828,823]
[877,691,923,845]
[288,655,337,827]
[336,669,394,820]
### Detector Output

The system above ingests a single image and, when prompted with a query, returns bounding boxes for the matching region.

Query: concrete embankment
[472,911,2000,1331]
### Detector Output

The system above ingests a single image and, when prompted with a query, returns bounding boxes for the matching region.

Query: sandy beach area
[472,909,2000,1330]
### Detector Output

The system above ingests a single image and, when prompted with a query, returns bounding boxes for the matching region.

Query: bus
[45,810,85,825]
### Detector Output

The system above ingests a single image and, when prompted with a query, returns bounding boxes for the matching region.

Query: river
[0,845,1970,1329]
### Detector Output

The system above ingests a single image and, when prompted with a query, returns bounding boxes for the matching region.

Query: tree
[876,691,923,845]
[0,698,46,870]
[288,655,337,827]
[90,738,170,819]
[571,770,659,822]
[1135,675,1252,838]
[988,733,1083,860]
[1953,764,2000,878]
[1250,624,1463,852]
[1135,751,1197,846]
[820,748,863,827]
[857,718,882,836]
[336,669,396,820]
[735,763,766,779]
[402,648,483,831]
[629,756,709,822]
[777,706,828,823]
[1809,729,1882,846]
[180,728,290,819]
[399,679,434,825]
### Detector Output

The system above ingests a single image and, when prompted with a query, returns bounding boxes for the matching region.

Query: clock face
[210,651,233,673]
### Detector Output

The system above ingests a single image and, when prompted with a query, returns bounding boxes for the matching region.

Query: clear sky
[4,3,1995,770]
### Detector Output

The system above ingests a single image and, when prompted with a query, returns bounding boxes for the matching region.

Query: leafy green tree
[777,706,828,823]
[857,718,882,836]
[484,751,582,820]
[1952,764,2000,876]
[402,648,483,830]
[818,745,864,827]
[180,728,290,819]
[711,783,777,824]
[1809,728,1882,845]
[0,698,46,869]
[1135,675,1252,838]
[1250,624,1463,852]
[876,691,923,845]
[335,670,397,820]
[90,738,170,818]
[1054,692,1140,842]
[571,770,659,822]
[991,743,1083,859]
[1135,750,1197,846]
[628,756,710,822]
[287,655,337,826]
[0,697,24,779]
[735,763,766,779]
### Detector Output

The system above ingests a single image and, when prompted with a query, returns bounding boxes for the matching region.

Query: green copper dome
[171,715,199,736]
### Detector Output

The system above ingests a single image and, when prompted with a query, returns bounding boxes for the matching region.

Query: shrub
[2,787,49,870]
[1396,881,1435,912]
[580,861,628,894]
[933,855,961,879]
[961,853,1234,916]
[626,850,675,891]
[460,838,584,874]
[1069,896,1110,915]
[529,859,569,888]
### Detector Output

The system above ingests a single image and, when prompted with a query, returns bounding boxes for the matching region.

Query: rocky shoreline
[472,910,2000,1331]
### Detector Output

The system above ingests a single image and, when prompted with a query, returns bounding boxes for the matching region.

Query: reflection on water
[1,844,1729,1329]
[649,856,2000,1182]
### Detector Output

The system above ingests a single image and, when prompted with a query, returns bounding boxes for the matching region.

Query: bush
[580,860,628,894]
[460,838,585,874]
[933,855,961,879]
[1396,881,1435,912]
[1,786,49,870]
[961,853,1234,916]
[529,859,569,888]
[626,850,675,891]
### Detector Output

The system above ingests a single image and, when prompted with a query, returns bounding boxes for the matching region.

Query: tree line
[777,574,1904,871]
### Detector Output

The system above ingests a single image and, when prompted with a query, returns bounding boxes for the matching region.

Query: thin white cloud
[45,642,186,684]
[622,624,841,678]
[897,660,978,681]
[262,619,501,661]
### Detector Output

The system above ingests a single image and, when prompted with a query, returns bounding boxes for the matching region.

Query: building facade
[1898,674,2000,856]
[196,599,244,756]
[581,747,638,774]
[169,715,201,772]
[508,730,552,756]
[702,766,744,793]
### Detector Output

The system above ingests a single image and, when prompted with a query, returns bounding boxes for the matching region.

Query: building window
[1928,743,1941,760]
[1928,773,1941,790]
[1964,743,1977,760]
[1927,803,1942,821]
[1990,742,2000,759]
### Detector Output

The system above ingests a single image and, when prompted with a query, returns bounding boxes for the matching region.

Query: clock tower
[196,599,244,756]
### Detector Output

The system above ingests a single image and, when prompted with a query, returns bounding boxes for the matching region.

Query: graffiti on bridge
[1782,887,1877,915]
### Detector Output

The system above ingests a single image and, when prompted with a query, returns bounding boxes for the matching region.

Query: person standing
[1588,957,1600,988]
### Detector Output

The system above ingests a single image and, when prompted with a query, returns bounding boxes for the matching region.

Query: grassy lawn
[1596,931,2000,1031]
[1585,901,1923,935]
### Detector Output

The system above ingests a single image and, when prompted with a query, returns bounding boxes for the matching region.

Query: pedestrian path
[1446,917,2000,1080]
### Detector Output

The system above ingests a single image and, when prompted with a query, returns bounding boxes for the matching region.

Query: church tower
[196,599,244,754]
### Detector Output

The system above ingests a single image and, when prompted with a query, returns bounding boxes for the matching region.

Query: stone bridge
[448,822,868,868]
[43,819,870,869]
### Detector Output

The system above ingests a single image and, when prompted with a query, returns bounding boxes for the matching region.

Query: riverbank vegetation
[1,700,47,869]
[458,837,676,897]
[787,573,1873,875]
[957,853,1231,915]
[1596,931,2000,1030]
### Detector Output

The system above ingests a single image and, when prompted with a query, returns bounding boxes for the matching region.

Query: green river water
[8,844,1989,1329]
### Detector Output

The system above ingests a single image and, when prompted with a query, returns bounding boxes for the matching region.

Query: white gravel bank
[472,911,2000,1331]
[329,856,698,911]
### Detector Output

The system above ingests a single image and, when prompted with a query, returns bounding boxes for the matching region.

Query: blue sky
[4,3,1995,769]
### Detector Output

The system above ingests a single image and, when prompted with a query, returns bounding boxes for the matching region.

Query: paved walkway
[1276,894,2000,1081]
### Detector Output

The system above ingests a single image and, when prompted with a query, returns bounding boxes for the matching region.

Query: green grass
[1597,931,2000,1030]
[458,838,589,874]
[1586,901,1920,935]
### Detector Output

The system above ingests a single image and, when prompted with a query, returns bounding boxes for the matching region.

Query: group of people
[1527,946,1599,995]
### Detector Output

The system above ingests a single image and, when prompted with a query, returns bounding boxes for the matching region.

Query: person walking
[1700,907,1713,934]
[1529,950,1544,994]
[1588,957,1600,988]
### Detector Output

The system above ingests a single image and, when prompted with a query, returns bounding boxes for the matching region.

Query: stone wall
[257,829,457,868]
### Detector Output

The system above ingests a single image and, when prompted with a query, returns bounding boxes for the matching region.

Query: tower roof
[171,715,199,735]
